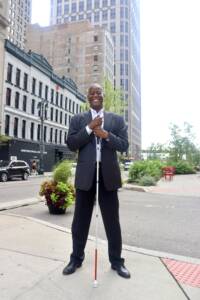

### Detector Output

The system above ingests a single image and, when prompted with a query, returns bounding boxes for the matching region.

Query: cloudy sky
[32,0,200,148]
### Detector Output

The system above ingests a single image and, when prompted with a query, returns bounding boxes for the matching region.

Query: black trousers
[70,165,124,266]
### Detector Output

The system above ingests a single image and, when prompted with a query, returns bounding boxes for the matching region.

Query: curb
[0,197,43,211]
[123,184,148,192]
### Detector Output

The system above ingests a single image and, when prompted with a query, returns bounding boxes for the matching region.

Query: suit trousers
[70,164,124,266]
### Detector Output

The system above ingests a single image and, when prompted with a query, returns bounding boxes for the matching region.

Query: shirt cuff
[86,125,92,135]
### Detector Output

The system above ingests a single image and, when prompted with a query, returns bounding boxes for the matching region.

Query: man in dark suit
[63,83,130,279]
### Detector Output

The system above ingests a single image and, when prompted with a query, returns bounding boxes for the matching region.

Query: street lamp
[37,99,48,174]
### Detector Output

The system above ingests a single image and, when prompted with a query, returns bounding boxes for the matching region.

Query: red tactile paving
[162,258,200,288]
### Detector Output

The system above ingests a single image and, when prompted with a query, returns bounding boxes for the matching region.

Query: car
[123,161,133,171]
[0,160,30,182]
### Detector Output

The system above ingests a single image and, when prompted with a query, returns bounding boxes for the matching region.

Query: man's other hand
[88,116,103,130]
[93,127,109,139]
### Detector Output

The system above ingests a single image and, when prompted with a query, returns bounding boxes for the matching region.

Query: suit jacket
[67,110,129,191]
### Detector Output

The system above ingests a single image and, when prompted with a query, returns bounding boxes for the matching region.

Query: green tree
[0,135,11,144]
[146,143,168,160]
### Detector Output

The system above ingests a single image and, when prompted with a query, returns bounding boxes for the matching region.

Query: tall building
[26,21,114,95]
[50,0,141,157]
[0,0,9,134]
[0,39,85,170]
[7,0,32,49]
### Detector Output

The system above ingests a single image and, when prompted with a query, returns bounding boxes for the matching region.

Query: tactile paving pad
[162,258,200,288]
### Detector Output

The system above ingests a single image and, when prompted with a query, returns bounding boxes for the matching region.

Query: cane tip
[93,280,98,288]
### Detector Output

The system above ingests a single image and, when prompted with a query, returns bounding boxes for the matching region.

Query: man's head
[87,83,104,112]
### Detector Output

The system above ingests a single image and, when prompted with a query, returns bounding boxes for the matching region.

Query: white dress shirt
[86,108,104,161]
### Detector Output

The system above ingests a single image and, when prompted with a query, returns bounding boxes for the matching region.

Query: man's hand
[93,127,109,139]
[88,116,102,130]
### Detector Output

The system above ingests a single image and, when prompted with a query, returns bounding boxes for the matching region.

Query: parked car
[0,160,30,182]
[123,161,134,171]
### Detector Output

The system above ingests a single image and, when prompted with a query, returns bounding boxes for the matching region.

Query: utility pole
[38,99,48,174]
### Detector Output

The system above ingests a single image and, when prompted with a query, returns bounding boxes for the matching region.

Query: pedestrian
[63,83,130,279]
[31,160,37,175]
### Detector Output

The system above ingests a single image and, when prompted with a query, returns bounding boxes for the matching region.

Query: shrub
[167,160,196,174]
[138,175,156,186]
[53,160,72,183]
[128,160,164,183]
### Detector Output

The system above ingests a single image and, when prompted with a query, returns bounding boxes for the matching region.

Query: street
[1,178,200,259]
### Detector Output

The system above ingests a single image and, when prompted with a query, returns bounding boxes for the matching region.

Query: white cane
[93,137,101,288]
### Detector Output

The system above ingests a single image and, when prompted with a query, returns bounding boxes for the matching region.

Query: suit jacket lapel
[104,112,112,131]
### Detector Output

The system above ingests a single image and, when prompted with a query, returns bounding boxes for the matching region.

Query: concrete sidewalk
[1,213,200,300]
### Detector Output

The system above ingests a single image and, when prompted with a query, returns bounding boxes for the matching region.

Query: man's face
[88,85,103,111]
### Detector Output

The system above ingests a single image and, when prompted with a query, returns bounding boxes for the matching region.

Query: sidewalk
[0,213,200,300]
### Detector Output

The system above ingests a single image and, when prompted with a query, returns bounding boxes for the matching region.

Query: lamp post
[38,99,48,174]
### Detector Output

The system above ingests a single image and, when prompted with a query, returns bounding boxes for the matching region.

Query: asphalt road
[1,178,200,259]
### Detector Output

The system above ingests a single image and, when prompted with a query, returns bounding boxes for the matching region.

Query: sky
[32,0,200,149]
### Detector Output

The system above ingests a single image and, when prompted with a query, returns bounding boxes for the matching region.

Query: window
[56,92,59,105]
[110,8,116,19]
[79,14,84,20]
[15,92,20,109]
[22,120,26,139]
[65,97,68,110]
[5,115,10,136]
[14,117,18,137]
[32,78,36,94]
[60,111,63,124]
[45,85,48,100]
[86,13,91,21]
[37,124,41,141]
[64,4,69,14]
[79,1,84,11]
[16,68,21,87]
[23,73,28,90]
[110,23,116,33]
[111,0,116,5]
[102,0,108,6]
[60,94,63,107]
[30,122,34,140]
[39,81,42,98]
[76,104,79,113]
[6,88,11,106]
[94,0,100,9]
[55,109,58,122]
[72,102,75,113]
[65,113,67,125]
[51,89,54,103]
[59,130,62,144]
[87,0,92,10]
[7,63,13,83]
[94,35,98,42]
[71,2,77,13]
[69,99,71,112]
[94,11,99,22]
[102,10,108,21]
[94,55,98,62]
[44,126,47,142]
[50,128,53,143]
[71,15,76,21]
[55,129,58,143]
[57,5,62,16]
[64,132,67,144]
[50,107,54,121]
[31,99,35,114]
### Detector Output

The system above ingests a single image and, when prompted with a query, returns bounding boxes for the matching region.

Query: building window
[23,73,28,90]
[51,89,54,103]
[94,55,98,62]
[94,35,98,42]
[102,10,108,21]
[64,132,67,144]
[79,14,84,20]
[55,109,58,122]
[30,122,34,140]
[50,107,54,121]
[32,78,36,94]
[69,99,71,112]
[110,8,116,19]
[57,5,62,16]
[87,0,92,10]
[94,0,100,9]
[16,68,21,87]
[44,126,47,142]
[39,81,42,98]
[5,115,10,136]
[37,124,41,141]
[79,1,84,11]
[86,13,91,22]
[6,88,11,106]
[72,102,75,113]
[110,23,116,33]
[60,94,63,107]
[15,92,20,109]
[64,4,69,14]
[65,113,67,125]
[59,130,62,144]
[111,0,116,5]
[60,111,63,124]
[31,99,35,114]
[94,11,99,22]
[45,85,48,100]
[55,129,58,144]
[50,128,53,143]
[7,63,13,83]
[71,15,76,21]
[14,117,18,137]
[65,97,68,110]
[71,2,77,13]
[22,120,26,139]
[102,0,108,7]
[56,92,59,105]
[76,104,79,113]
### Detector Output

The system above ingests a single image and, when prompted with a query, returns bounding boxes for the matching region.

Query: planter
[47,204,66,215]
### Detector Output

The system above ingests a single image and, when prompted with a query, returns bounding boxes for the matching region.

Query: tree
[0,135,11,144]
[168,122,200,165]
[145,143,168,160]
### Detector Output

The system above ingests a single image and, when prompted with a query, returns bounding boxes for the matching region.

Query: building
[0,39,85,171]
[50,0,141,158]
[26,21,114,95]
[0,0,9,134]
[7,0,32,49]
